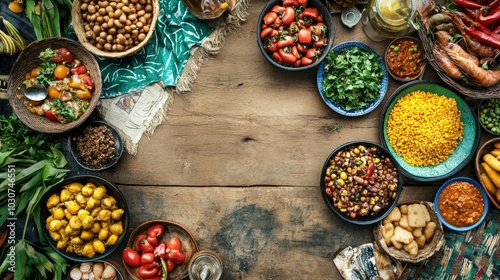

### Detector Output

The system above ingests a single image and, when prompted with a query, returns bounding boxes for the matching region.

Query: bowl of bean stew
[434,177,489,231]
[320,141,403,225]
[384,36,426,82]
[68,120,124,171]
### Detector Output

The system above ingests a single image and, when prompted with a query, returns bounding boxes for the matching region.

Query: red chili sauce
[386,39,425,79]
[438,181,484,227]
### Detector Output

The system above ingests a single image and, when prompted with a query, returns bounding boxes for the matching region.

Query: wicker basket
[72,0,159,58]
[416,16,500,99]
[373,200,444,263]
[7,37,101,134]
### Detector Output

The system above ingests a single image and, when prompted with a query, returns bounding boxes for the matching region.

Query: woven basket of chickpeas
[72,0,159,58]
[373,200,444,263]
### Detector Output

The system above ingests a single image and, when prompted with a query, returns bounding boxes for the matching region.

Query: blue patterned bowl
[317,41,389,116]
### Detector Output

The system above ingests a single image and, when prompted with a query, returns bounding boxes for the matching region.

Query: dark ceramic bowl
[474,137,500,209]
[320,141,403,225]
[68,120,124,171]
[41,175,129,262]
[256,0,335,71]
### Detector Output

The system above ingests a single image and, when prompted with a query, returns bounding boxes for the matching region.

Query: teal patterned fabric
[69,0,214,98]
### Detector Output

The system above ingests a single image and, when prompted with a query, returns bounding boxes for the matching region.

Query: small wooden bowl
[474,138,500,209]
[123,220,198,280]
[373,201,444,263]
[384,36,426,82]
[7,37,101,134]
[72,0,159,58]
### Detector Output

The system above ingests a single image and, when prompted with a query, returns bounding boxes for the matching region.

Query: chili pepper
[70,65,87,75]
[301,7,319,21]
[452,0,485,9]
[365,163,375,180]
[493,24,500,33]
[466,25,500,48]
[479,6,500,27]
[487,0,500,9]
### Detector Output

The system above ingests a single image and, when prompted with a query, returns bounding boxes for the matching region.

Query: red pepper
[305,48,320,59]
[301,56,314,66]
[154,243,169,259]
[365,163,375,180]
[301,7,319,21]
[297,0,308,6]
[487,0,500,9]
[135,234,148,253]
[264,40,279,53]
[452,0,484,9]
[466,25,500,48]
[45,110,58,122]
[138,265,159,279]
[288,22,299,34]
[82,76,94,91]
[70,65,87,75]
[296,43,308,53]
[260,27,274,39]
[479,6,500,28]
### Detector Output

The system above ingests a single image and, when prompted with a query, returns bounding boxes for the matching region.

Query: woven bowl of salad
[8,37,101,134]
[317,41,389,117]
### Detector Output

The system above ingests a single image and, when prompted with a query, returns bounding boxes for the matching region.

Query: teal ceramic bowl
[379,80,480,182]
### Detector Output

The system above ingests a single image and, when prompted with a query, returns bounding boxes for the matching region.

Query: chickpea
[87,5,97,14]
[137,33,146,42]
[144,4,152,12]
[81,3,88,11]
[98,7,107,16]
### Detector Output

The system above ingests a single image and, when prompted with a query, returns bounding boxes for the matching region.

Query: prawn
[447,47,500,87]
[435,31,480,65]
[433,43,465,80]
[447,11,499,58]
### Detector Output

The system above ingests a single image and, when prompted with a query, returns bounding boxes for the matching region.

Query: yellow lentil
[386,90,464,167]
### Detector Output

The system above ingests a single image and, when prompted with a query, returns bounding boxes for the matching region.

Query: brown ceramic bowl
[384,36,426,82]
[123,220,198,280]
[474,138,500,209]
[67,259,126,280]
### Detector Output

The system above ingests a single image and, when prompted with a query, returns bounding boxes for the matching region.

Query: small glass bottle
[188,250,223,280]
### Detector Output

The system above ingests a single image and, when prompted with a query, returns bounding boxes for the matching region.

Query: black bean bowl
[320,141,403,225]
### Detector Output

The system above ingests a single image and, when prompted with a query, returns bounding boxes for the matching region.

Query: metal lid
[341,7,362,28]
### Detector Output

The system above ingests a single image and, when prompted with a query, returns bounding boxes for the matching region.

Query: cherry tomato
[70,65,87,75]
[263,11,278,25]
[141,253,156,265]
[122,248,141,267]
[301,56,314,66]
[30,66,42,78]
[47,86,61,99]
[282,7,296,25]
[45,110,58,122]
[54,65,69,79]
[166,237,181,251]
[260,27,274,39]
[166,259,176,272]
[297,29,312,45]
[140,239,155,253]
[313,37,327,48]
[272,51,283,64]
[306,48,320,59]
[135,234,148,253]
[82,76,94,91]
[168,250,186,265]
[147,224,165,238]
[138,265,159,279]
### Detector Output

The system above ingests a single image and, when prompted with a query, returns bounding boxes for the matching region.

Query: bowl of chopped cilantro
[317,41,388,116]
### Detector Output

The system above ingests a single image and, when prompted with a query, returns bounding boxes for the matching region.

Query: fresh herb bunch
[25,0,73,39]
[323,46,386,111]
[0,114,69,280]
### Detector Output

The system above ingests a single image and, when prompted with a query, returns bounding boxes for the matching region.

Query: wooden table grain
[93,1,494,279]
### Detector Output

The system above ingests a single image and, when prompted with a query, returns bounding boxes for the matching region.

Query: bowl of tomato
[257,0,335,71]
[122,220,199,280]
[384,36,426,82]
[7,37,101,134]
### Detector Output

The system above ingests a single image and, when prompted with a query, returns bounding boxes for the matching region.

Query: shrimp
[435,31,480,65]
[447,47,500,87]
[433,43,464,80]
[447,11,499,58]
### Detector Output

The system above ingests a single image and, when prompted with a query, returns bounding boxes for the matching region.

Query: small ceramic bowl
[478,98,500,135]
[434,177,489,231]
[474,137,500,209]
[385,36,426,82]
[320,141,402,225]
[67,259,126,280]
[123,220,199,280]
[257,0,335,71]
[68,120,124,171]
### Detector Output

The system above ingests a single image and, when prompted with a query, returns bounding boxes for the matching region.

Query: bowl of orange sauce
[385,36,426,82]
[434,177,489,232]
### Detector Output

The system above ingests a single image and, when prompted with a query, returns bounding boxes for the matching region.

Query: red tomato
[166,259,176,272]
[264,40,279,53]
[272,51,283,64]
[281,7,296,25]
[263,11,277,25]
[57,47,74,63]
[70,65,87,75]
[166,237,181,251]
[168,250,186,265]
[301,7,319,21]
[297,43,308,53]
[140,239,155,253]
[314,37,327,48]
[271,4,285,13]
[146,235,159,247]
[283,0,300,7]
[260,27,274,39]
[122,248,141,267]
[147,224,165,238]
[45,111,58,122]
[138,265,159,279]
[142,277,161,280]
[277,35,295,48]
[135,234,148,253]
[306,48,320,59]
[301,56,314,66]
[278,48,297,64]
[298,29,312,45]
[290,45,299,59]
[141,253,156,265]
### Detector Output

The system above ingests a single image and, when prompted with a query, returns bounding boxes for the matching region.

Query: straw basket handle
[0,75,8,100]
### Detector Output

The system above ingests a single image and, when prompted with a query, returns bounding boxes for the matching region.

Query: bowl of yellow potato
[373,201,444,263]
[475,137,500,209]
[41,175,129,262]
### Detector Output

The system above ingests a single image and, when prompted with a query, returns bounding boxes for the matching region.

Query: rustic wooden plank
[108,184,439,279]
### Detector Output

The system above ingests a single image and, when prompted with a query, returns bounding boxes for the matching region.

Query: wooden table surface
[87,1,495,279]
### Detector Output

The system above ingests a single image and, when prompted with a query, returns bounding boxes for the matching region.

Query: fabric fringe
[175,0,249,93]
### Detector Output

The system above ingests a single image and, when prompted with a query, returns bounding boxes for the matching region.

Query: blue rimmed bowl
[379,80,480,182]
[434,177,489,232]
[317,41,389,117]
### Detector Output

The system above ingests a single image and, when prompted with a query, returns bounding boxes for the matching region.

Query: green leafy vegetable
[323,46,386,111]
[51,99,77,122]
[38,48,55,62]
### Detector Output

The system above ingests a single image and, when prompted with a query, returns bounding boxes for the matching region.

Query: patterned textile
[401,207,499,280]
[68,0,214,98]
